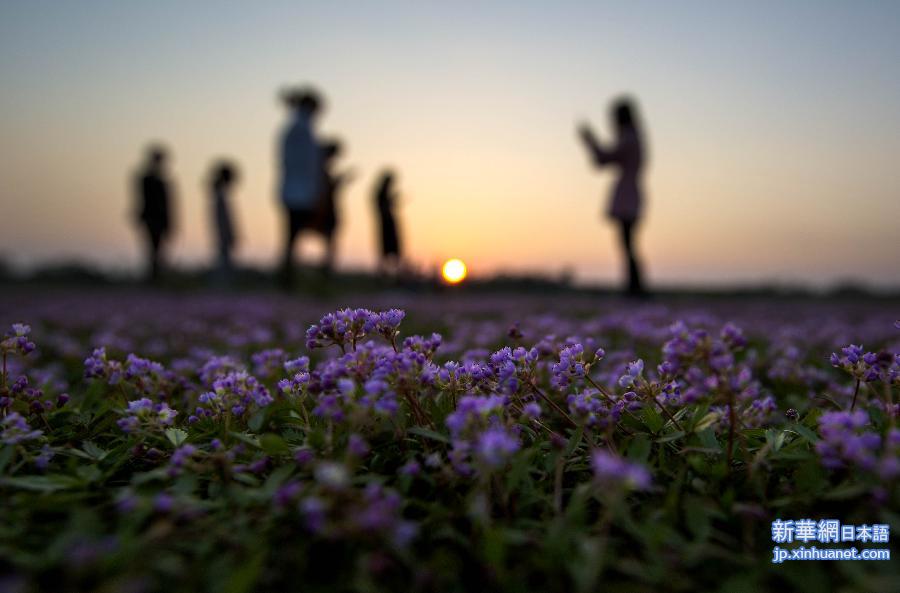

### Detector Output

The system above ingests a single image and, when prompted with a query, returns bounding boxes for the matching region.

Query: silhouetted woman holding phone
[578,98,647,297]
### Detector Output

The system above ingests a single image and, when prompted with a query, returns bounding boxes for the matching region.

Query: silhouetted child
[578,97,647,297]
[134,145,173,282]
[316,140,354,275]
[374,170,402,276]
[209,160,239,281]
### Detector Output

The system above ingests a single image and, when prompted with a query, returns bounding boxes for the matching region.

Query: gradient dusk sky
[1,1,898,287]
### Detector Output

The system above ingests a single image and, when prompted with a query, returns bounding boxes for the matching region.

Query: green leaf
[823,482,868,500]
[641,406,664,433]
[626,434,651,463]
[0,445,14,473]
[0,475,81,492]
[693,412,719,432]
[407,426,450,444]
[165,428,189,447]
[655,431,686,444]
[76,465,102,483]
[248,409,266,433]
[787,424,819,444]
[564,426,584,458]
[82,441,109,461]
[696,428,721,452]
[764,429,786,452]
[260,433,290,455]
[229,432,261,448]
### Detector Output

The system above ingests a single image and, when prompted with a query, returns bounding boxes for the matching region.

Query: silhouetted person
[316,140,354,276]
[579,98,647,297]
[278,87,324,288]
[374,170,402,276]
[134,146,173,282]
[209,160,239,282]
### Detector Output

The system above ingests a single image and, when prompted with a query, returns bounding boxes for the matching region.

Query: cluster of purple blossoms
[35,444,55,469]
[284,355,310,374]
[84,348,182,399]
[446,395,507,436]
[198,355,245,386]
[567,389,624,428]
[305,308,405,351]
[298,480,416,547]
[551,344,604,389]
[655,321,772,427]
[83,347,122,382]
[661,321,711,371]
[1,411,43,445]
[122,354,180,397]
[435,360,494,397]
[815,410,883,472]
[277,369,311,399]
[278,356,313,399]
[307,360,400,422]
[488,346,539,393]
[251,348,288,379]
[1,323,36,357]
[445,395,520,474]
[617,359,645,389]
[591,449,652,491]
[304,332,445,425]
[2,374,68,415]
[402,332,442,356]
[167,444,197,477]
[740,394,777,428]
[347,433,370,458]
[474,426,521,468]
[830,345,898,385]
[117,398,178,433]
[191,371,273,421]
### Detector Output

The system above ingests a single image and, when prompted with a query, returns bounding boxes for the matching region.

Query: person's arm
[577,122,613,167]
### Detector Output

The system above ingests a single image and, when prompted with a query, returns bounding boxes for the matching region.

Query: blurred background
[1,0,898,290]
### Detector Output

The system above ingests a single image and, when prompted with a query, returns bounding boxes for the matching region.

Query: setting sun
[441,258,468,284]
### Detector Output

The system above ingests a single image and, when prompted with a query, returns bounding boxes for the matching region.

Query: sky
[1,0,899,288]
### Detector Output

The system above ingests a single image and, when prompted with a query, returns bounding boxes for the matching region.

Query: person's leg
[281,209,300,288]
[146,226,162,282]
[217,241,231,283]
[619,220,642,296]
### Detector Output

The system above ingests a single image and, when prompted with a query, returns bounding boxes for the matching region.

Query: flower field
[1,289,898,592]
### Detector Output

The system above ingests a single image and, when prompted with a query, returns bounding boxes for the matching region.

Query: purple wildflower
[1,412,43,445]
[591,450,651,490]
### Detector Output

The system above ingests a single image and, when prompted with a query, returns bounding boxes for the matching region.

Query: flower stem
[850,379,861,411]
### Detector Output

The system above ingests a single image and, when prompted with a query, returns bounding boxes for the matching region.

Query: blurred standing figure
[208,160,239,282]
[134,145,173,282]
[374,170,402,276]
[578,98,647,297]
[278,87,323,288]
[316,140,354,276]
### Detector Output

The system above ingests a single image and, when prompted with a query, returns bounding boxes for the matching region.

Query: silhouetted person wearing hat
[374,170,402,277]
[209,160,239,282]
[278,87,323,288]
[316,140,354,276]
[579,98,648,297]
[134,146,173,282]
